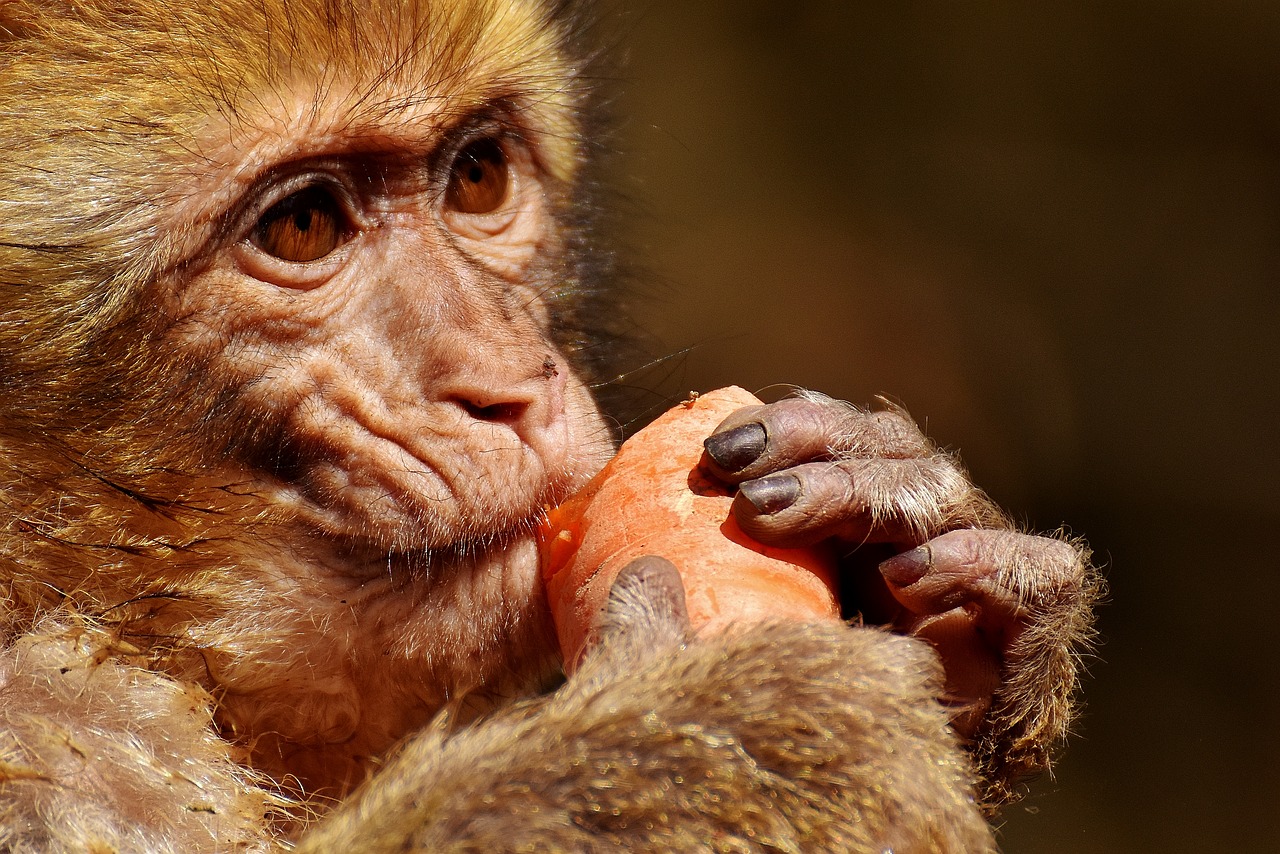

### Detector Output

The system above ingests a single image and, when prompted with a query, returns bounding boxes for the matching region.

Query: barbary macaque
[0,1,1097,851]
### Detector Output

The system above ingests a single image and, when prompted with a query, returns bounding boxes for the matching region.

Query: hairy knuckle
[871,410,930,455]
[978,532,1087,605]
[1039,536,1089,587]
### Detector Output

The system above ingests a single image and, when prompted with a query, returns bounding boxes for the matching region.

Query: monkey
[0,1,1097,851]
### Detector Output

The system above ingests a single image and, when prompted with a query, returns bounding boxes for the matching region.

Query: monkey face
[165,137,608,552]
[142,12,613,554]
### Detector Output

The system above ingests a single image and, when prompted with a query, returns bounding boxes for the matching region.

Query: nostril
[447,362,566,436]
[459,398,528,425]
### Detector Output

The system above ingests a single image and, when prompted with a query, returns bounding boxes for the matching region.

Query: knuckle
[991,532,1089,602]
[783,392,935,462]
[1038,535,1090,588]
[929,458,973,501]
[932,528,991,565]
[827,457,958,541]
[868,409,931,457]
[811,461,864,517]
[925,529,1089,603]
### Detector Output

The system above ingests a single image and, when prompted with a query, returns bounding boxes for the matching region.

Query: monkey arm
[702,393,1102,804]
[297,562,997,853]
[0,570,995,853]
[0,619,283,853]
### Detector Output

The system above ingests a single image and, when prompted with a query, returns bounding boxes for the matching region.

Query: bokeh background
[608,3,1280,852]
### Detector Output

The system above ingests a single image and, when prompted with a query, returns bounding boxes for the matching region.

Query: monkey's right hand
[297,554,995,852]
[699,392,1099,803]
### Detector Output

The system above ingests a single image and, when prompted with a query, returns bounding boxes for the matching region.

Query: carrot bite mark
[538,387,840,672]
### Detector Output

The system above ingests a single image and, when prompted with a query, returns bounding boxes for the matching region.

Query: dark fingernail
[881,545,932,587]
[738,474,800,515]
[703,422,767,471]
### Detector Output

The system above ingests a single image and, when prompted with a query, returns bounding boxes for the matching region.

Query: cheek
[162,272,321,394]
[559,374,614,490]
[216,334,610,550]
[283,366,610,549]
[164,262,613,550]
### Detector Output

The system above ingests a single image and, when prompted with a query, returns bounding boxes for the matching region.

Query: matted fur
[302,619,996,853]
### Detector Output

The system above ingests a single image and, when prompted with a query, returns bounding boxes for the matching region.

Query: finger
[880,529,1088,633]
[878,529,1091,739]
[880,527,1090,676]
[700,400,833,482]
[701,395,932,484]
[602,555,692,637]
[730,456,978,548]
[581,556,691,667]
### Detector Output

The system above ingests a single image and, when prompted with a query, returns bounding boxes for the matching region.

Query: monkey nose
[445,361,569,447]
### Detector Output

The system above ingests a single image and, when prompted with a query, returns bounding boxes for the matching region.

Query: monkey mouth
[228,355,613,557]
[261,414,590,555]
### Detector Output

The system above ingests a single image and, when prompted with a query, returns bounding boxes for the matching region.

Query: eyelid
[237,169,365,249]
[436,119,538,211]
[230,169,366,289]
[431,106,525,181]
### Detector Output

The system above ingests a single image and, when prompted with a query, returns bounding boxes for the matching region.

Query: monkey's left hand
[701,392,1099,803]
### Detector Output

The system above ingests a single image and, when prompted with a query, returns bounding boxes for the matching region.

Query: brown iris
[444,137,510,215]
[252,185,349,262]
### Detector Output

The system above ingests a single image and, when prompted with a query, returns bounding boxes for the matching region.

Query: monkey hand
[298,556,997,852]
[701,392,1101,805]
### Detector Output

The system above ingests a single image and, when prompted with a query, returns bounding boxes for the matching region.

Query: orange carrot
[538,386,840,672]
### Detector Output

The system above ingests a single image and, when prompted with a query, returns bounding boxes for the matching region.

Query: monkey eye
[251,184,354,263]
[444,137,511,215]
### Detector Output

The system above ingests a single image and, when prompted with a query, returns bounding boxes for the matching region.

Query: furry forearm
[300,621,996,853]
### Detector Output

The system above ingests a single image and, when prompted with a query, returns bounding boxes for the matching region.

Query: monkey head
[0,1,618,792]
[1,0,613,556]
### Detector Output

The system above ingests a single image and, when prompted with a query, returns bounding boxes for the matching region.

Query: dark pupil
[253,185,345,262]
[462,139,503,175]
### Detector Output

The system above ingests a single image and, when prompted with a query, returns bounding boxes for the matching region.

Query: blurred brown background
[610,2,1280,851]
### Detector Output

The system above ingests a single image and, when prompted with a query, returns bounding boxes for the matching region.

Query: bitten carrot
[538,386,841,672]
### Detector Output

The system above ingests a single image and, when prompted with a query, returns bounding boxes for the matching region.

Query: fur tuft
[0,617,287,853]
